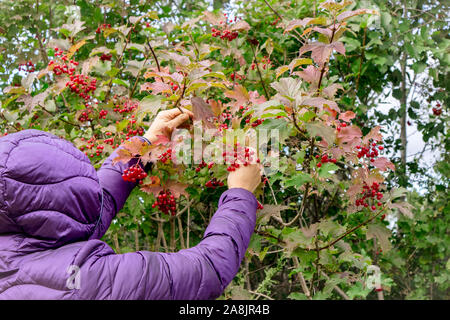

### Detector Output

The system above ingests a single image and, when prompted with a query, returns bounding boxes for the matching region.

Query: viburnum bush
[0,0,419,300]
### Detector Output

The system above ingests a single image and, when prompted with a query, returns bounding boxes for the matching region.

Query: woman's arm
[79,187,260,299]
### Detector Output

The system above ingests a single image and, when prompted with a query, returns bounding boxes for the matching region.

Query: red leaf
[302,97,340,112]
[294,65,321,84]
[140,81,172,94]
[167,181,189,198]
[112,148,133,165]
[337,125,363,143]
[337,9,379,22]
[371,157,395,172]
[323,84,344,98]
[338,111,356,122]
[363,126,383,144]
[191,96,216,129]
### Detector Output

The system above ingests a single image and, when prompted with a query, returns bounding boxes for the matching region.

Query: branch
[249,41,270,100]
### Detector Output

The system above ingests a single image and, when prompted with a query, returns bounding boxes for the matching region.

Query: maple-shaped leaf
[270,77,302,99]
[249,90,267,105]
[367,224,392,252]
[17,91,49,112]
[257,205,290,225]
[122,137,149,155]
[284,17,327,34]
[299,41,345,66]
[140,81,172,94]
[138,95,163,117]
[371,157,395,172]
[167,181,189,198]
[323,84,344,99]
[208,99,223,117]
[319,0,353,12]
[305,122,336,146]
[167,52,190,66]
[191,97,216,129]
[230,20,251,31]
[140,185,164,197]
[388,202,414,218]
[347,183,363,198]
[338,110,355,122]
[363,126,383,144]
[293,65,321,84]
[202,10,223,25]
[337,9,379,22]
[112,148,133,165]
[337,125,363,144]
[302,97,340,113]
[312,26,333,39]
[225,85,250,110]
[81,56,100,76]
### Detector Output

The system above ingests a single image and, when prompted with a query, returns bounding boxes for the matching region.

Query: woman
[0,109,261,299]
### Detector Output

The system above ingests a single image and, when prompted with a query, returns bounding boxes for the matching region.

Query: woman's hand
[227,164,262,193]
[144,108,194,143]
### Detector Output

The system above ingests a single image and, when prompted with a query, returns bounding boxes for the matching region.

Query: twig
[248,290,274,300]
[249,41,270,100]
[293,256,312,300]
[320,270,350,300]
[177,216,186,249]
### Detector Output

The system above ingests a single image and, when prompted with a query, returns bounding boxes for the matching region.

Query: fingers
[160,108,194,120]
[168,113,191,129]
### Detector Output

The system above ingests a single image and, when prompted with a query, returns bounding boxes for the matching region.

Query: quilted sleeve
[79,188,257,300]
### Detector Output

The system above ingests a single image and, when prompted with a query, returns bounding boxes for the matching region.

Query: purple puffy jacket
[0,129,257,299]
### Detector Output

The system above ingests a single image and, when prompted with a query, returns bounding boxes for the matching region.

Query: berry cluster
[66,74,97,101]
[100,53,112,61]
[122,164,147,184]
[230,73,245,81]
[205,178,224,189]
[211,14,240,41]
[48,48,79,76]
[335,121,348,132]
[355,182,383,210]
[224,144,259,171]
[78,109,92,123]
[152,190,177,216]
[251,56,272,70]
[99,109,108,119]
[270,18,280,26]
[432,103,442,116]
[212,28,239,41]
[195,160,214,172]
[356,141,384,162]
[96,23,112,34]
[113,97,138,114]
[169,82,179,91]
[159,148,173,164]
[18,61,35,73]
[251,119,264,127]
[315,153,337,167]
[80,136,105,158]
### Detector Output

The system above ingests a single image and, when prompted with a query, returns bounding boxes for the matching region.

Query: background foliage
[0,0,448,300]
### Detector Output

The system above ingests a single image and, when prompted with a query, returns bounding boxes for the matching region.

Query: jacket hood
[0,129,102,249]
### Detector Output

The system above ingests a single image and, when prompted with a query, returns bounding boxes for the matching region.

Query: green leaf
[367,223,393,252]
[285,172,313,188]
[318,162,338,178]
